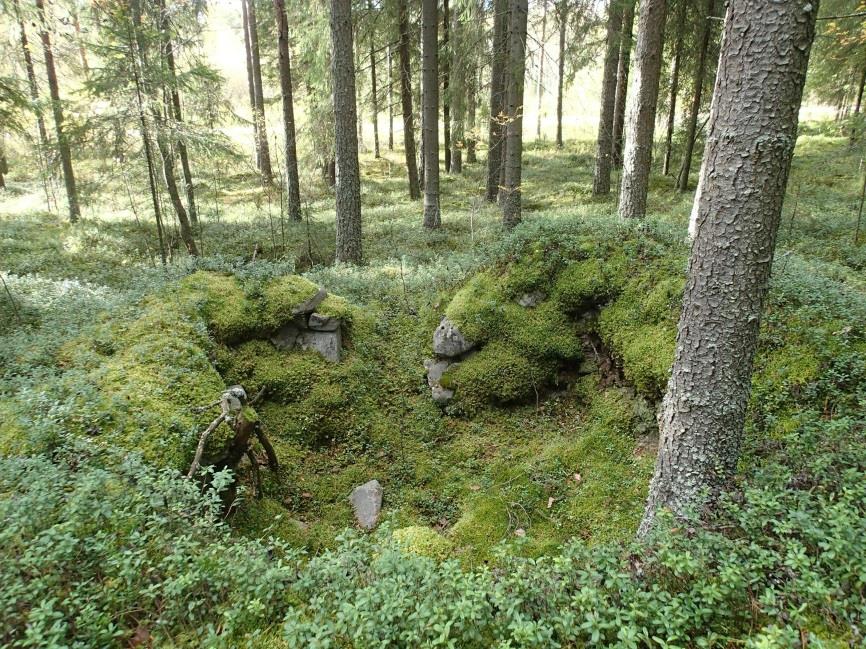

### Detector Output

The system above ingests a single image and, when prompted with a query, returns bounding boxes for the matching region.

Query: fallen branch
[187,386,247,479]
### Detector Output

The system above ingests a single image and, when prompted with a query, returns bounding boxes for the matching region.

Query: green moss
[260,275,321,330]
[444,271,507,345]
[220,340,326,402]
[392,526,453,560]
[177,271,258,344]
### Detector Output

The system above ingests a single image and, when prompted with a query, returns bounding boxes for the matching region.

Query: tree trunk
[612,0,635,167]
[639,0,818,537]
[369,0,381,159]
[274,0,302,220]
[330,0,363,263]
[555,2,567,148]
[246,0,273,183]
[467,61,478,163]
[617,0,667,220]
[662,0,686,177]
[398,0,421,200]
[443,0,451,174]
[71,10,89,76]
[592,0,624,195]
[387,45,395,151]
[487,0,509,199]
[422,0,441,228]
[241,0,260,169]
[450,5,464,174]
[502,0,528,229]
[0,138,7,190]
[154,117,199,256]
[849,65,866,144]
[36,0,80,223]
[13,0,49,151]
[676,0,713,191]
[536,0,548,141]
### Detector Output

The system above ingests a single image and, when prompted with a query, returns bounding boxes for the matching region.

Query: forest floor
[1,126,865,563]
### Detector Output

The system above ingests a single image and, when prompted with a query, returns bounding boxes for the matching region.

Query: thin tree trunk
[450,5,464,174]
[368,0,381,159]
[398,0,420,199]
[677,0,713,192]
[275,0,302,220]
[13,0,49,151]
[241,0,260,169]
[612,0,634,167]
[387,45,395,151]
[246,0,273,183]
[71,10,89,76]
[487,0,509,199]
[422,0,441,227]
[154,116,199,256]
[330,0,363,262]
[618,0,667,220]
[443,0,451,173]
[639,0,818,536]
[36,0,80,223]
[0,138,7,190]
[536,0,548,141]
[502,0,528,228]
[849,65,866,144]
[662,0,686,177]
[467,60,478,163]
[592,0,624,195]
[555,1,567,148]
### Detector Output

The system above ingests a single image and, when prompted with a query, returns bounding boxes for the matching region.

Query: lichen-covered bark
[592,0,623,195]
[611,1,635,167]
[274,0,302,221]
[501,0,528,229]
[617,0,666,220]
[421,0,441,228]
[330,0,363,262]
[639,0,819,536]
[397,0,420,200]
[486,0,509,200]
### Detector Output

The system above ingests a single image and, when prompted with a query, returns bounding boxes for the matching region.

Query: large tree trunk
[421,0,441,228]
[592,0,624,195]
[676,0,714,191]
[245,0,274,183]
[241,0,260,169]
[13,0,49,150]
[661,0,686,177]
[501,0,528,229]
[639,0,818,536]
[486,0,509,200]
[330,0,363,263]
[536,0,548,141]
[555,1,567,148]
[617,0,667,220]
[612,0,635,167]
[450,5,464,174]
[368,0,381,159]
[36,0,80,223]
[274,0,302,221]
[397,0,420,200]
[443,0,451,174]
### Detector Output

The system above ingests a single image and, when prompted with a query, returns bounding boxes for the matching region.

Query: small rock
[292,287,328,316]
[297,329,342,363]
[308,312,341,331]
[271,323,301,350]
[350,479,383,530]
[424,358,454,403]
[517,290,546,308]
[514,528,526,538]
[433,317,475,358]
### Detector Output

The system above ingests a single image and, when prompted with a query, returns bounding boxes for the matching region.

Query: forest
[1,0,865,646]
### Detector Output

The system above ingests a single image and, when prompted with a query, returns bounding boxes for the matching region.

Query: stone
[517,290,546,308]
[349,479,382,530]
[433,317,474,358]
[297,328,342,363]
[424,357,454,403]
[308,312,341,331]
[292,287,328,316]
[271,322,301,350]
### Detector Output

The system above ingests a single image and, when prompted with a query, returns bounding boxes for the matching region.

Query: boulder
[271,322,301,350]
[297,329,342,363]
[433,317,475,358]
[308,312,341,331]
[350,479,383,530]
[424,358,454,403]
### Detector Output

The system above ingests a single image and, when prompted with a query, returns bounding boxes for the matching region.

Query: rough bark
[536,0,548,141]
[330,0,363,263]
[36,0,80,223]
[662,0,686,177]
[501,0,528,229]
[612,0,634,167]
[486,0,509,200]
[246,0,273,183]
[555,1,567,148]
[368,0,381,159]
[397,0,420,200]
[617,0,667,220]
[13,0,49,150]
[639,0,819,536]
[450,5,464,174]
[676,0,713,191]
[592,0,624,195]
[275,0,302,220]
[241,0,260,168]
[421,0,441,228]
[443,0,451,174]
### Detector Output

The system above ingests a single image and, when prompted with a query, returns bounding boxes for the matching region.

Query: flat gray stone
[433,317,474,358]
[308,312,341,331]
[424,358,454,403]
[350,479,382,530]
[271,323,301,350]
[297,328,342,362]
[292,287,328,316]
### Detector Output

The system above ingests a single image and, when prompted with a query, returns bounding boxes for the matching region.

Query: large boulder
[350,479,383,530]
[433,318,475,358]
